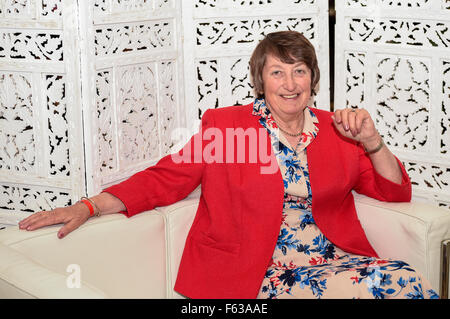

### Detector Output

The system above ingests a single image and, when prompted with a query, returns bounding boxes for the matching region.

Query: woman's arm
[332,108,403,185]
[19,109,215,238]
[359,132,402,184]
[18,192,126,239]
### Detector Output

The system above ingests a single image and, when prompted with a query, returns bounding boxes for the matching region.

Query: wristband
[364,138,384,155]
[79,197,100,217]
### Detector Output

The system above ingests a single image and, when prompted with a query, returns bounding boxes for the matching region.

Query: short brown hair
[249,30,320,98]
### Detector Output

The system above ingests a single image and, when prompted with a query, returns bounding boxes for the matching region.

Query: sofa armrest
[155,188,201,299]
[0,243,106,298]
[0,211,167,298]
[354,192,450,296]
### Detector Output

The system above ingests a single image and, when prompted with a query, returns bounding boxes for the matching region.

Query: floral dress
[252,98,439,299]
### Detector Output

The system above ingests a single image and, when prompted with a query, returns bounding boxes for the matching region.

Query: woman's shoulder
[205,103,253,116]
[202,103,255,126]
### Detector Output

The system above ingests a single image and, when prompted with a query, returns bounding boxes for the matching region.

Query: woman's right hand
[18,201,91,239]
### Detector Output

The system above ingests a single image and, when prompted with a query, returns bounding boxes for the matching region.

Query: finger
[19,211,48,230]
[354,110,367,134]
[332,115,349,137]
[22,210,62,231]
[348,110,358,136]
[332,109,343,123]
[18,214,34,229]
[57,217,86,239]
[340,109,351,131]
[19,210,45,225]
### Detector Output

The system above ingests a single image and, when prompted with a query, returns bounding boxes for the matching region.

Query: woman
[19,31,438,299]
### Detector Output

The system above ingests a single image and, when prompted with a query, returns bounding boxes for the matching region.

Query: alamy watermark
[66,263,81,289]
[170,126,279,174]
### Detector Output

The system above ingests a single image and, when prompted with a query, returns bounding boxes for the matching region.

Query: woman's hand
[18,202,91,239]
[18,192,125,239]
[332,107,403,184]
[332,108,383,152]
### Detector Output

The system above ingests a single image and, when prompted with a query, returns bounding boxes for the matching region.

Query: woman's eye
[295,69,305,74]
[271,70,281,76]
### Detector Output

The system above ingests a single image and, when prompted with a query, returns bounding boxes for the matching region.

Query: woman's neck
[270,108,305,135]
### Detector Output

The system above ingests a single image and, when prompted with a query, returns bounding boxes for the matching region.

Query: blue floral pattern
[253,99,439,299]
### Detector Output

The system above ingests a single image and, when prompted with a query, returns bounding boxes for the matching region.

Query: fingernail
[58,232,64,239]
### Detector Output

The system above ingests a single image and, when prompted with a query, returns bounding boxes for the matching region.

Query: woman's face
[261,54,312,120]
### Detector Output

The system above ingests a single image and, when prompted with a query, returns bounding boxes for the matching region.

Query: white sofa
[0,189,449,299]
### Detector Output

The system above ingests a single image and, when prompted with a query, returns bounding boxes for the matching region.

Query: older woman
[19,31,437,299]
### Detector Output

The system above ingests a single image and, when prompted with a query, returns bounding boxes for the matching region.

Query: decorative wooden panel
[335,0,450,209]
[0,0,182,224]
[83,0,183,194]
[0,0,85,225]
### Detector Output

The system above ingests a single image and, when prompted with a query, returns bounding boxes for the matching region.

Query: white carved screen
[0,0,85,225]
[181,0,330,133]
[80,1,183,195]
[0,0,183,223]
[334,0,450,209]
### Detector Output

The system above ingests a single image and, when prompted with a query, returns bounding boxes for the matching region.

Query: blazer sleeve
[102,109,215,217]
[353,143,412,202]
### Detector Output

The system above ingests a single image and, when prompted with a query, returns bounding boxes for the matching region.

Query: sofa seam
[156,202,199,299]
[0,276,38,298]
[0,246,106,298]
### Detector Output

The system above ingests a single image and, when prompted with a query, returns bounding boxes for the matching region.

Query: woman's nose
[283,74,296,91]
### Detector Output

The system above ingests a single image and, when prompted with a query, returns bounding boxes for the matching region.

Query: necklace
[265,100,303,137]
[277,126,303,137]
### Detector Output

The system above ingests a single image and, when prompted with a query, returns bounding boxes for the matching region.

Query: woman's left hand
[332,107,404,184]
[332,108,381,150]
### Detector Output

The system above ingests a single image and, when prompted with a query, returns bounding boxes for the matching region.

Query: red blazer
[104,103,411,299]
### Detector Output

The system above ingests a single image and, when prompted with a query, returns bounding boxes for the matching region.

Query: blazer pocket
[192,231,240,256]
